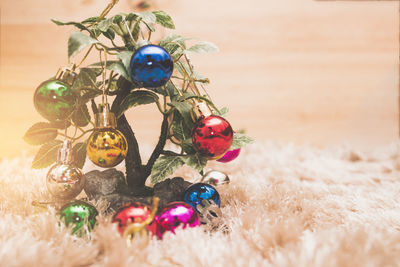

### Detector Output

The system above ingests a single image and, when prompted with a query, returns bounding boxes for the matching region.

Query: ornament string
[100,48,109,107]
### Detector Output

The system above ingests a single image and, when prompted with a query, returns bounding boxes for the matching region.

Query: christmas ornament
[183,183,222,224]
[59,200,98,236]
[191,103,233,159]
[217,148,241,163]
[46,140,85,200]
[200,170,230,186]
[34,66,77,122]
[87,104,128,168]
[115,198,159,246]
[153,201,200,238]
[112,199,158,236]
[129,44,173,88]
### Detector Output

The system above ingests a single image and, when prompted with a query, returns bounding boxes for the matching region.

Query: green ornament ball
[33,79,76,122]
[59,200,98,236]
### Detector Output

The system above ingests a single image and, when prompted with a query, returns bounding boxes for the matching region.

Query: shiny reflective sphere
[153,201,200,239]
[200,170,230,186]
[129,45,173,88]
[87,128,128,168]
[59,200,98,236]
[183,183,221,212]
[112,202,153,235]
[34,80,76,121]
[192,115,234,159]
[217,148,241,163]
[46,163,85,200]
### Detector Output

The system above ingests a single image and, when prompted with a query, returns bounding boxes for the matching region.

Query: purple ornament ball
[152,201,200,239]
[217,148,241,163]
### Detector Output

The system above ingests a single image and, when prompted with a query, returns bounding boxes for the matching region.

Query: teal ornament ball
[34,80,76,122]
[59,200,98,236]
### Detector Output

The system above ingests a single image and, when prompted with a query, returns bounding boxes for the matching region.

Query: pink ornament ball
[217,148,241,163]
[152,201,200,239]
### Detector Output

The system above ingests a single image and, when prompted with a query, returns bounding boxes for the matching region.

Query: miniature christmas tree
[23,0,252,209]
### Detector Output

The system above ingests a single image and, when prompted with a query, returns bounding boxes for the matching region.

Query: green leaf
[151,155,185,184]
[108,62,131,82]
[230,133,254,150]
[152,10,175,29]
[23,122,58,146]
[117,90,159,117]
[112,14,123,24]
[218,107,229,117]
[171,111,192,142]
[68,31,98,58]
[181,138,196,154]
[49,120,71,129]
[186,41,219,54]
[154,80,178,96]
[97,18,113,32]
[81,17,100,24]
[32,140,63,169]
[81,90,101,103]
[130,20,141,41]
[118,51,134,73]
[72,103,91,127]
[126,13,140,22]
[181,153,207,173]
[102,29,116,40]
[71,68,98,93]
[168,101,194,129]
[51,19,89,32]
[72,142,87,169]
[138,12,157,24]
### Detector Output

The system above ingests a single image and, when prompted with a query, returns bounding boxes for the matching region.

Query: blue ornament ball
[129,44,173,88]
[183,183,221,212]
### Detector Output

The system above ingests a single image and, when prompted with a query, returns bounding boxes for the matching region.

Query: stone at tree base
[83,169,192,211]
[84,169,126,199]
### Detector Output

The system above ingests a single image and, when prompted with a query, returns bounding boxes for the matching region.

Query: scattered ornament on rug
[153,201,200,239]
[196,199,223,225]
[33,65,77,122]
[200,170,230,186]
[191,103,234,159]
[217,148,241,163]
[117,198,159,246]
[46,140,85,201]
[129,44,173,88]
[59,200,98,236]
[87,104,128,168]
[183,183,222,224]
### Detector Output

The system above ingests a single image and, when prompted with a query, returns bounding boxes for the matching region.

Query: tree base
[84,169,193,211]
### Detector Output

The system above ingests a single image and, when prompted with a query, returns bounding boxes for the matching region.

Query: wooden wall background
[0,0,398,157]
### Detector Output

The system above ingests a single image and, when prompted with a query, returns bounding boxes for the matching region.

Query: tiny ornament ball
[59,200,98,236]
[46,164,85,200]
[129,44,173,88]
[153,201,200,239]
[87,104,128,168]
[183,183,221,212]
[34,80,76,122]
[112,202,155,236]
[217,148,241,163]
[200,170,230,186]
[87,128,128,168]
[192,115,234,159]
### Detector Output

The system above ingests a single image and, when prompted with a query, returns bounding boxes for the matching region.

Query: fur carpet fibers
[1,142,400,267]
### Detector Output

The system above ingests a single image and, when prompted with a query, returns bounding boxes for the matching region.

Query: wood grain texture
[0,0,398,157]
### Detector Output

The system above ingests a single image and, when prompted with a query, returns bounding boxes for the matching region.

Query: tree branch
[111,79,143,188]
[143,114,169,179]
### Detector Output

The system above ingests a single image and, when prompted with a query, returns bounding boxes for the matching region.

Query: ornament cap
[191,102,213,121]
[55,64,78,86]
[95,104,117,128]
[57,140,73,164]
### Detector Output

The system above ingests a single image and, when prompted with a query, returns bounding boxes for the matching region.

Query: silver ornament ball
[200,170,230,186]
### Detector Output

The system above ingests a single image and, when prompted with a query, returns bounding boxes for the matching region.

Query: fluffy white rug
[1,142,400,267]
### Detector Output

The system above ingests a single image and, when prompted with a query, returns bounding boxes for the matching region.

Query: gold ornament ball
[87,128,128,168]
[46,164,85,200]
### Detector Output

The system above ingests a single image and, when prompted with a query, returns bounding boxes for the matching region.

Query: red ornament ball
[112,202,155,235]
[192,115,234,159]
